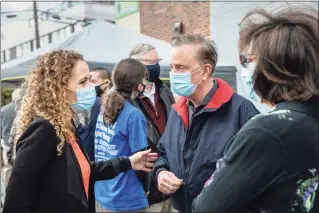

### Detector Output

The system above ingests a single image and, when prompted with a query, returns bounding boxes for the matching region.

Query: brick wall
[140,1,210,42]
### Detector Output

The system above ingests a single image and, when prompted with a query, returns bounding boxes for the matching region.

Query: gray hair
[12,82,27,110]
[11,88,23,103]
[129,43,155,59]
[171,34,218,73]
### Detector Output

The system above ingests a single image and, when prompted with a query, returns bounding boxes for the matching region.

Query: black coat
[3,117,132,212]
[193,99,319,213]
[132,80,175,205]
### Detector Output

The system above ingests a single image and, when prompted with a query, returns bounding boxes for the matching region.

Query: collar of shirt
[143,83,156,106]
[187,79,219,110]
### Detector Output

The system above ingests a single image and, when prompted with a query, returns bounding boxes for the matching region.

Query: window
[24,42,31,54]
[30,40,34,51]
[16,45,23,57]
[8,48,16,61]
[32,39,36,51]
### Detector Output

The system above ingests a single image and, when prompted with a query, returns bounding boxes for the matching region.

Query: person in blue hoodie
[95,58,150,212]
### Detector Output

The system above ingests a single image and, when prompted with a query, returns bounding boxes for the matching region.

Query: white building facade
[1,1,115,63]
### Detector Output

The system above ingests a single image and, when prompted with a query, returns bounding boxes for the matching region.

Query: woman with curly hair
[2,50,158,212]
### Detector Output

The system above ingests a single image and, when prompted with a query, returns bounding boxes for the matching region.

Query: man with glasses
[129,43,175,212]
[152,34,259,213]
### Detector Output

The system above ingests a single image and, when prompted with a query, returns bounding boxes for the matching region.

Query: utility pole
[33,1,40,49]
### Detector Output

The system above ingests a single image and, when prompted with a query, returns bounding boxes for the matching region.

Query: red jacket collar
[172,78,234,128]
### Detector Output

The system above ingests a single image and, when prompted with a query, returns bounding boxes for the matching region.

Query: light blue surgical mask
[240,62,261,102]
[170,66,203,97]
[68,86,96,113]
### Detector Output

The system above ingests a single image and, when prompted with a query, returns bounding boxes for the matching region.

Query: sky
[1,1,58,12]
[1,2,32,12]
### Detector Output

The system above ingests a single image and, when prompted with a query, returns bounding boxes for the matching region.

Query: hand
[129,149,158,172]
[157,170,183,195]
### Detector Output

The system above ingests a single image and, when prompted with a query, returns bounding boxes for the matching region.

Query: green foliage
[1,88,14,107]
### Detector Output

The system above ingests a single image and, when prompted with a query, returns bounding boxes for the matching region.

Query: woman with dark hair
[193,6,319,213]
[94,58,150,212]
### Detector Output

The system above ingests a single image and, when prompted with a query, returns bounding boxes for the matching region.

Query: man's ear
[202,64,212,81]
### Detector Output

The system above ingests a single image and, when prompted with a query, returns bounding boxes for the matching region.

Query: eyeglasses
[239,54,256,68]
[138,59,162,65]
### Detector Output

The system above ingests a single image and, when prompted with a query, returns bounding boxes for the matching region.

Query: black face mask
[95,81,110,97]
[95,85,103,97]
[145,63,161,82]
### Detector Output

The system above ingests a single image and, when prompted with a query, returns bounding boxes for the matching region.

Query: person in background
[90,67,112,97]
[1,87,23,206]
[129,43,175,212]
[94,58,151,212]
[3,50,157,212]
[240,52,261,102]
[76,67,112,161]
[152,34,260,213]
[193,7,319,213]
[1,84,27,203]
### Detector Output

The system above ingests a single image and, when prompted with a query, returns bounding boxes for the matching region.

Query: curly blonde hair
[14,50,84,158]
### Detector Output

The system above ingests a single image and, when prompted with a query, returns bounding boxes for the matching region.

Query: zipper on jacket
[173,106,192,213]
[173,105,200,212]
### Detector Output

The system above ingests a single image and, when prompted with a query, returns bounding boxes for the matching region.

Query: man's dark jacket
[152,78,260,212]
[132,79,175,205]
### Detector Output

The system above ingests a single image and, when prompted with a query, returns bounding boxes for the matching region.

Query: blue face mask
[69,86,96,113]
[145,63,161,82]
[170,66,203,97]
[240,62,261,102]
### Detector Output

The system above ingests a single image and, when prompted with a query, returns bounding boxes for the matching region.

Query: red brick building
[140,1,210,42]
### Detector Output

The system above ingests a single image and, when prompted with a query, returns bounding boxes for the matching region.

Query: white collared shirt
[143,83,156,106]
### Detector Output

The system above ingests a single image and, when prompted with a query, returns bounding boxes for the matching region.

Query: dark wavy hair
[239,6,319,104]
[102,58,147,124]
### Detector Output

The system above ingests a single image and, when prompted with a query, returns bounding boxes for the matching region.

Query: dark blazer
[132,80,175,205]
[3,117,132,212]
